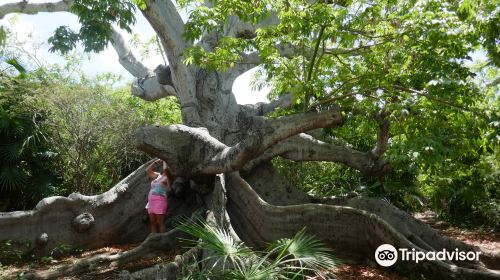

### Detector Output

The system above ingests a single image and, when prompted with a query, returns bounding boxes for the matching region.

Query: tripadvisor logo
[374,244,481,267]
[375,244,398,267]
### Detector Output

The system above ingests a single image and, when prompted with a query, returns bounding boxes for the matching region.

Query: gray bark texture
[0,1,498,280]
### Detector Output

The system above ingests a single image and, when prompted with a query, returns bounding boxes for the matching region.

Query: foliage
[275,89,499,229]
[0,26,7,47]
[2,0,498,231]
[181,0,495,110]
[178,221,339,279]
[0,64,59,211]
[0,16,46,74]
[161,0,500,229]
[129,33,167,62]
[0,54,181,205]
[0,240,25,265]
[0,239,82,266]
[49,0,137,53]
[32,69,181,195]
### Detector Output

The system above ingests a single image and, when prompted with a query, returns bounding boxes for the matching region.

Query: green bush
[274,94,500,230]
[0,72,59,211]
[31,71,181,195]
[0,61,181,209]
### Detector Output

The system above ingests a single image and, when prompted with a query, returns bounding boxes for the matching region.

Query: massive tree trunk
[0,1,499,279]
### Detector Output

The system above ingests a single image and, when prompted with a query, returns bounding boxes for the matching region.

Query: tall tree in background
[0,0,498,279]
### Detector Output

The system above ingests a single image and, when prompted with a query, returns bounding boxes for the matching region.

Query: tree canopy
[0,0,499,279]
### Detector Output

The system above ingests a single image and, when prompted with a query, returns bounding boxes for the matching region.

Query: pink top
[149,174,169,197]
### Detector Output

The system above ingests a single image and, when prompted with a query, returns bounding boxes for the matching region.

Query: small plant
[178,221,340,279]
[39,256,53,264]
[0,240,26,264]
[50,243,77,259]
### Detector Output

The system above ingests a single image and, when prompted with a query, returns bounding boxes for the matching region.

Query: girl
[145,159,174,233]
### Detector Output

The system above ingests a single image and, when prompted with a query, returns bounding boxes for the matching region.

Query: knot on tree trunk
[72,212,95,233]
[36,232,49,246]
[154,64,173,85]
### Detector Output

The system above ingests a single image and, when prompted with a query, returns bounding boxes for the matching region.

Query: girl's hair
[163,168,176,185]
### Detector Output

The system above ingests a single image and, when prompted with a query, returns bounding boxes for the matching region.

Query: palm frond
[178,222,340,279]
[177,220,252,260]
[271,228,340,278]
[0,143,21,162]
[0,166,27,191]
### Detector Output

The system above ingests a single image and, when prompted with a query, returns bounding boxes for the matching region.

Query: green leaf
[5,58,26,74]
[132,0,147,10]
[0,26,7,47]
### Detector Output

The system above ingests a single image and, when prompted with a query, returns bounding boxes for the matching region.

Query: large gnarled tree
[0,0,499,279]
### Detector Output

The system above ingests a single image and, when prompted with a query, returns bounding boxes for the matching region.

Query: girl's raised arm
[146,159,162,179]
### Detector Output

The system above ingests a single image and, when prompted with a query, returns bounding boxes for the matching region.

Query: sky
[0,0,269,104]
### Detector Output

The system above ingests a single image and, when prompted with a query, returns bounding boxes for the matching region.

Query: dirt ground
[1,211,498,280]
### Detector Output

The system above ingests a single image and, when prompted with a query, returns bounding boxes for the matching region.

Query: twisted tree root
[22,209,205,279]
[225,172,500,280]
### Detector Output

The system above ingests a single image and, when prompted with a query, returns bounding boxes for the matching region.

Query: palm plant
[178,220,340,279]
[0,62,59,210]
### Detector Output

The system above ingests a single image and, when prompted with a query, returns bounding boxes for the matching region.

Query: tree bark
[0,2,499,280]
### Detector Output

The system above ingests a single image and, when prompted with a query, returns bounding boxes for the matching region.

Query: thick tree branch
[135,108,343,177]
[110,29,177,100]
[237,44,302,67]
[111,30,178,100]
[371,111,390,158]
[0,0,74,19]
[141,0,186,57]
[23,209,205,279]
[141,1,203,125]
[121,246,202,280]
[0,0,179,102]
[243,92,294,116]
[259,92,294,114]
[221,54,259,93]
[111,29,150,78]
[207,108,343,172]
[221,43,297,91]
[244,133,390,177]
[221,42,297,90]
[131,74,177,101]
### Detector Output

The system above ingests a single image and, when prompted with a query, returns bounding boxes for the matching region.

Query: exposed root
[0,161,156,256]
[118,245,202,280]
[22,209,206,279]
[319,196,500,270]
[225,172,500,280]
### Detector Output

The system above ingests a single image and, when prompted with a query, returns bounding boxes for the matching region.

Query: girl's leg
[149,213,158,233]
[157,214,166,233]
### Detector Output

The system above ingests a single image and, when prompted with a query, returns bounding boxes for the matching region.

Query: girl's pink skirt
[147,195,168,214]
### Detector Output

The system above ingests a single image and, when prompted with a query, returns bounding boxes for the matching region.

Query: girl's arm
[146,159,162,179]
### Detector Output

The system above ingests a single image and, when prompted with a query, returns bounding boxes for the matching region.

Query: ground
[1,212,498,280]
